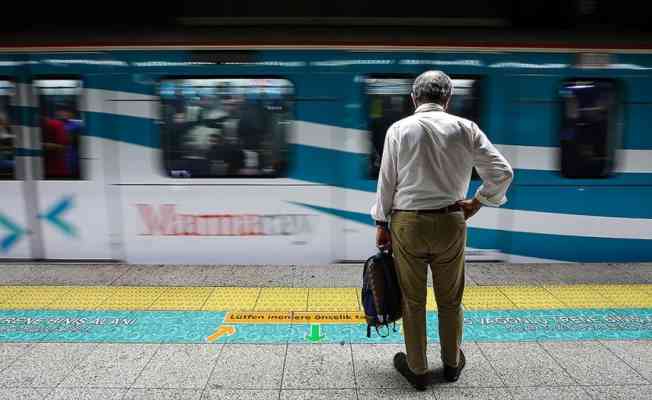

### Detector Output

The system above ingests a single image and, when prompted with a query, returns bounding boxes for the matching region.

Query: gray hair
[412,70,453,106]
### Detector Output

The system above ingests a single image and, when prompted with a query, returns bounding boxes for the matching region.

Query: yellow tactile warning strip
[256,288,309,311]
[203,287,259,311]
[49,286,116,310]
[150,287,214,311]
[308,288,360,311]
[0,286,26,304]
[463,287,517,310]
[98,287,168,310]
[0,286,73,310]
[496,287,565,309]
[0,284,650,311]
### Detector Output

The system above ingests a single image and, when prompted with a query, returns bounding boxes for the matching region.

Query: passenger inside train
[160,79,292,178]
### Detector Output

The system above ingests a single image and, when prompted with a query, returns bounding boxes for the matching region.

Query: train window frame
[157,75,295,179]
[558,78,621,179]
[363,74,484,180]
[33,77,85,181]
[363,74,414,179]
[0,78,16,180]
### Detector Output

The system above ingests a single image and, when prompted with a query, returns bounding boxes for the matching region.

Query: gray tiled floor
[358,388,436,399]
[282,344,355,389]
[583,385,652,400]
[0,388,51,400]
[0,338,650,399]
[280,389,358,400]
[351,343,416,389]
[1,262,651,399]
[58,343,160,388]
[446,342,503,388]
[132,344,223,389]
[122,389,203,400]
[508,386,593,400]
[433,387,513,400]
[0,342,99,388]
[477,342,575,386]
[540,341,649,385]
[112,265,211,287]
[201,390,279,400]
[206,344,285,389]
[0,264,129,286]
[3,262,652,287]
[44,388,127,400]
[0,342,32,372]
[599,340,652,383]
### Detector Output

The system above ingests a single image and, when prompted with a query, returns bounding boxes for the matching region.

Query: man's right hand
[376,226,392,250]
[456,198,482,220]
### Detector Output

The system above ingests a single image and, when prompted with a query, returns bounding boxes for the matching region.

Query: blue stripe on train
[495,228,652,263]
[11,106,159,149]
[289,144,652,219]
[507,184,652,219]
[290,202,652,262]
[10,104,652,220]
[84,112,160,149]
[513,169,652,186]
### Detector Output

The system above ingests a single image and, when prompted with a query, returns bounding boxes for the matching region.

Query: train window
[159,78,293,178]
[366,78,413,178]
[365,76,482,178]
[35,79,84,180]
[0,81,15,180]
[559,80,619,179]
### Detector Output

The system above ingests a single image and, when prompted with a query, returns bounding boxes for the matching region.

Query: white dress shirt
[371,103,514,223]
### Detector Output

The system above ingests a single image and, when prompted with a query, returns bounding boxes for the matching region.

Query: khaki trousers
[390,210,466,375]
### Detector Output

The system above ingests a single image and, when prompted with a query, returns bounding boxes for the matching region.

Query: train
[0,42,651,264]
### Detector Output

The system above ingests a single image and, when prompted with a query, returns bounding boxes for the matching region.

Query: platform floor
[0,262,651,399]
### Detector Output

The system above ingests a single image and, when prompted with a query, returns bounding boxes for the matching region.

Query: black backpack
[361,249,403,337]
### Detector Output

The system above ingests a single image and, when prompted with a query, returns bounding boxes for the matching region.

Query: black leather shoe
[393,352,428,391]
[443,349,466,382]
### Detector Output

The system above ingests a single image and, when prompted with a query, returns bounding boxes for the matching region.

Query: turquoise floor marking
[1,309,651,343]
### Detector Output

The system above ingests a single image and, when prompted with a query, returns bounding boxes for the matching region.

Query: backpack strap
[380,250,400,314]
[362,255,374,289]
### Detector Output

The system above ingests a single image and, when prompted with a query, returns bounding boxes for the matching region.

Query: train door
[21,68,115,260]
[0,70,33,259]
[502,74,561,261]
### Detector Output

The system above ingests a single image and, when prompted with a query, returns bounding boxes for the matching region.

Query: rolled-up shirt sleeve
[370,126,398,222]
[471,123,514,207]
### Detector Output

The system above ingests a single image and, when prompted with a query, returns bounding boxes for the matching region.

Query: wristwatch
[375,220,389,229]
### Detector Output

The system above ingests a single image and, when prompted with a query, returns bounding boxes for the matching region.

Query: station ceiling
[2,0,651,47]
[4,0,652,31]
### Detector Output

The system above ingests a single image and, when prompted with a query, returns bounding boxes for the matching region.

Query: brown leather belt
[394,204,462,214]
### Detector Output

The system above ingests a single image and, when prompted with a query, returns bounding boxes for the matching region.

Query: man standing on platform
[371,70,513,390]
